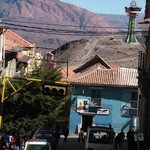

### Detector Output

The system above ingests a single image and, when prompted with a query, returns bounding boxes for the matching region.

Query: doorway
[82,115,93,132]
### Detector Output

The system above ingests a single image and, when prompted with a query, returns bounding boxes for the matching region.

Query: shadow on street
[55,134,128,150]
[55,135,85,150]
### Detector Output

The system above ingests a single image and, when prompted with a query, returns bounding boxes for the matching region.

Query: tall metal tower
[125,0,141,43]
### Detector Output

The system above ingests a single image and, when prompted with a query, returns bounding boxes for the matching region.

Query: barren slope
[55,36,145,69]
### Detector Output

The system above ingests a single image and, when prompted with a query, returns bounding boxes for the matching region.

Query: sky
[60,0,145,15]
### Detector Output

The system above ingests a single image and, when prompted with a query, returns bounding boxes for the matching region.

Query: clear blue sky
[60,0,145,15]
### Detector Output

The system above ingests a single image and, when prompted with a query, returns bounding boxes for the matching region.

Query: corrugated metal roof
[68,67,138,87]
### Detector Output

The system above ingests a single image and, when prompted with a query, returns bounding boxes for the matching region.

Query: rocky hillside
[54,37,145,69]
[0,0,117,48]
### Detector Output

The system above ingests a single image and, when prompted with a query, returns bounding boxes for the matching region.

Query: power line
[2,19,131,30]
[0,23,145,37]
[2,19,147,30]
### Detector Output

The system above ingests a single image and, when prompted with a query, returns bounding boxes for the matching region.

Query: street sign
[97,108,109,115]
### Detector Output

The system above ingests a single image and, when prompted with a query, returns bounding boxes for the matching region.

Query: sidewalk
[67,133,78,138]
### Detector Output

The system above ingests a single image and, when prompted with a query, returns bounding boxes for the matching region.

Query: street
[55,134,128,150]
[55,134,85,150]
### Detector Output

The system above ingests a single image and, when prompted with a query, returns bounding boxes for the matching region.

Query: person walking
[127,129,135,150]
[114,133,122,150]
[77,128,84,143]
[3,131,9,148]
[119,129,125,146]
[0,136,6,150]
[54,129,60,147]
[63,126,69,142]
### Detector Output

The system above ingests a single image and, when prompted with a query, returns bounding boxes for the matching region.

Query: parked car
[32,130,56,149]
[85,126,115,150]
[24,140,51,150]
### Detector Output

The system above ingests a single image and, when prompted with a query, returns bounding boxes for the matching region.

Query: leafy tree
[1,62,71,137]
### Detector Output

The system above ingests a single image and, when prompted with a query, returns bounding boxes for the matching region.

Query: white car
[85,126,115,150]
[24,140,52,150]
[32,129,56,149]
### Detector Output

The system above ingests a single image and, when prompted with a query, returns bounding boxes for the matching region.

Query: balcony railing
[91,98,101,107]
[130,100,138,116]
[121,100,138,117]
[130,100,138,110]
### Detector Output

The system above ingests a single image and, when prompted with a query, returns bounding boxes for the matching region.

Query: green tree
[1,63,70,137]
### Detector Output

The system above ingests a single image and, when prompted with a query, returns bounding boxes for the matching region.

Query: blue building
[67,55,138,134]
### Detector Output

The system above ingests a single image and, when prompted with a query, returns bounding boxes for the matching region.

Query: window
[89,130,113,144]
[131,91,138,109]
[131,91,138,101]
[91,89,101,106]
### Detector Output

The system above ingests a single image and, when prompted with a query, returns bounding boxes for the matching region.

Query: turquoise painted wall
[69,85,137,134]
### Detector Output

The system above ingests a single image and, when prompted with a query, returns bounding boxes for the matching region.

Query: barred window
[131,91,138,109]
[91,89,101,106]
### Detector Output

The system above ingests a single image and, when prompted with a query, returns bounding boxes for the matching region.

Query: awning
[79,112,96,116]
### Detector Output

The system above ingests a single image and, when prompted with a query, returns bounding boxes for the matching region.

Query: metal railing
[130,100,138,110]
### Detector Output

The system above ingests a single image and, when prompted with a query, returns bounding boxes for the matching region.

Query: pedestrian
[15,134,21,150]
[127,129,134,150]
[3,131,10,148]
[63,126,69,142]
[54,129,60,147]
[119,129,125,146]
[77,128,84,143]
[131,129,138,150]
[0,136,6,150]
[114,133,122,150]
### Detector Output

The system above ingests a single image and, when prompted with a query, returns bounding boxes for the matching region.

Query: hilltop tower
[125,0,141,43]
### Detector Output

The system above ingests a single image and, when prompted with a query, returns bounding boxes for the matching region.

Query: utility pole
[0,25,4,72]
[0,77,6,128]
[0,23,5,128]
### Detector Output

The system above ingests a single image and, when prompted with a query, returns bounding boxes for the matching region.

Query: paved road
[55,134,128,150]
[55,134,84,150]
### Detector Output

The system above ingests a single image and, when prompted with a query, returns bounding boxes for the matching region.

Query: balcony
[91,98,101,107]
[125,7,142,14]
[129,100,138,116]
[130,100,138,109]
[121,100,138,117]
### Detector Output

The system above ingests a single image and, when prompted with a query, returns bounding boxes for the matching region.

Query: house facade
[67,55,138,134]
[0,28,43,76]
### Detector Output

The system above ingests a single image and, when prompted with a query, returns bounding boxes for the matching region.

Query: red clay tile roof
[74,55,112,73]
[5,29,35,51]
[61,67,76,79]
[139,18,150,24]
[67,67,138,87]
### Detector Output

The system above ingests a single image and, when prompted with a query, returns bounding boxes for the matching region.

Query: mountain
[0,0,145,69]
[100,13,144,29]
[0,0,117,49]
